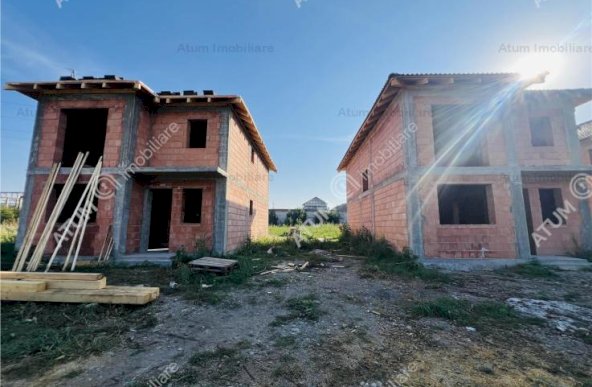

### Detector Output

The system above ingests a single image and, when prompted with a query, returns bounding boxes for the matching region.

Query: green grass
[0,220,18,269]
[271,294,323,326]
[498,260,558,278]
[269,224,342,241]
[340,226,451,283]
[273,335,297,348]
[1,302,156,378]
[411,297,543,329]
[189,340,251,365]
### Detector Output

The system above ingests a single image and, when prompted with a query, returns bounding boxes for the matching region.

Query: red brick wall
[414,95,508,167]
[144,110,220,167]
[137,180,216,252]
[36,99,126,168]
[226,114,269,251]
[345,100,409,249]
[523,177,585,256]
[420,175,517,258]
[515,102,571,166]
[373,180,408,248]
[168,181,216,252]
[26,173,116,257]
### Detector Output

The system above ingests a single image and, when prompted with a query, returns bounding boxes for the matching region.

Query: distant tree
[284,208,307,226]
[268,210,279,226]
[325,210,341,224]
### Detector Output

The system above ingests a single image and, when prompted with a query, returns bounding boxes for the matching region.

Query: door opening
[148,189,172,250]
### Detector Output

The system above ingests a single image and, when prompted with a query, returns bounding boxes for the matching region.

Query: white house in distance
[270,197,348,225]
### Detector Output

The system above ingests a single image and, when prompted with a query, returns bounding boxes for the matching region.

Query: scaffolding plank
[45,277,107,290]
[0,286,160,305]
[0,271,104,281]
[0,280,47,292]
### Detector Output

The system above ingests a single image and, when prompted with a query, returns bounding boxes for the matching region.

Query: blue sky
[1,0,591,208]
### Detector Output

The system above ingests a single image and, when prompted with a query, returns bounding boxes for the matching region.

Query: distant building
[333,203,347,223]
[303,197,328,213]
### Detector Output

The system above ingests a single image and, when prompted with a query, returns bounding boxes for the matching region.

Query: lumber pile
[12,152,113,272]
[0,271,159,305]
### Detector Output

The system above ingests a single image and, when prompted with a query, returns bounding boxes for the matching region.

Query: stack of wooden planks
[0,271,159,305]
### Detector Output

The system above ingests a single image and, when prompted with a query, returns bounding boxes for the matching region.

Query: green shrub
[0,206,19,223]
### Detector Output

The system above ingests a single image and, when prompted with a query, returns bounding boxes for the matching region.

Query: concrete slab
[115,252,173,267]
[421,256,592,272]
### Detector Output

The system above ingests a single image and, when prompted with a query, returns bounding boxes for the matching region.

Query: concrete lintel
[520,165,592,173]
[42,93,134,102]
[155,106,227,113]
[412,166,513,176]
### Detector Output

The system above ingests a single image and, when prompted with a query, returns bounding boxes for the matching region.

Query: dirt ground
[3,257,592,387]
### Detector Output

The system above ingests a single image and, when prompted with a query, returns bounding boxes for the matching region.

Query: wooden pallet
[0,271,159,305]
[188,257,239,274]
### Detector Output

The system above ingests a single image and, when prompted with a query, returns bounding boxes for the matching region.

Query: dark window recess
[54,184,98,223]
[188,120,207,148]
[530,116,554,146]
[362,170,369,192]
[183,189,203,223]
[251,147,256,163]
[249,200,254,216]
[438,185,493,225]
[61,109,108,167]
[431,104,487,166]
[539,188,565,225]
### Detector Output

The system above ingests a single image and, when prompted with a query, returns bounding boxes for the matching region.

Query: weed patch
[342,227,450,283]
[271,294,323,326]
[498,260,558,278]
[411,297,543,329]
[1,302,155,378]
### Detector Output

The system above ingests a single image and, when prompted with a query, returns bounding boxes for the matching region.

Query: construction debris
[0,271,159,305]
[259,261,310,275]
[507,298,592,332]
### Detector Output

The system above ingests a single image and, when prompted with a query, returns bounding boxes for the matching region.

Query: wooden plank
[189,257,238,269]
[0,280,47,292]
[45,277,107,290]
[0,271,104,281]
[0,286,159,305]
[13,163,60,271]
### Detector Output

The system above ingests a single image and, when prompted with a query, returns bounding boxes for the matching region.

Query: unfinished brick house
[8,76,276,259]
[338,73,592,259]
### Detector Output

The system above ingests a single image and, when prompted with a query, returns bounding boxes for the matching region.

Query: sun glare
[511,53,564,82]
